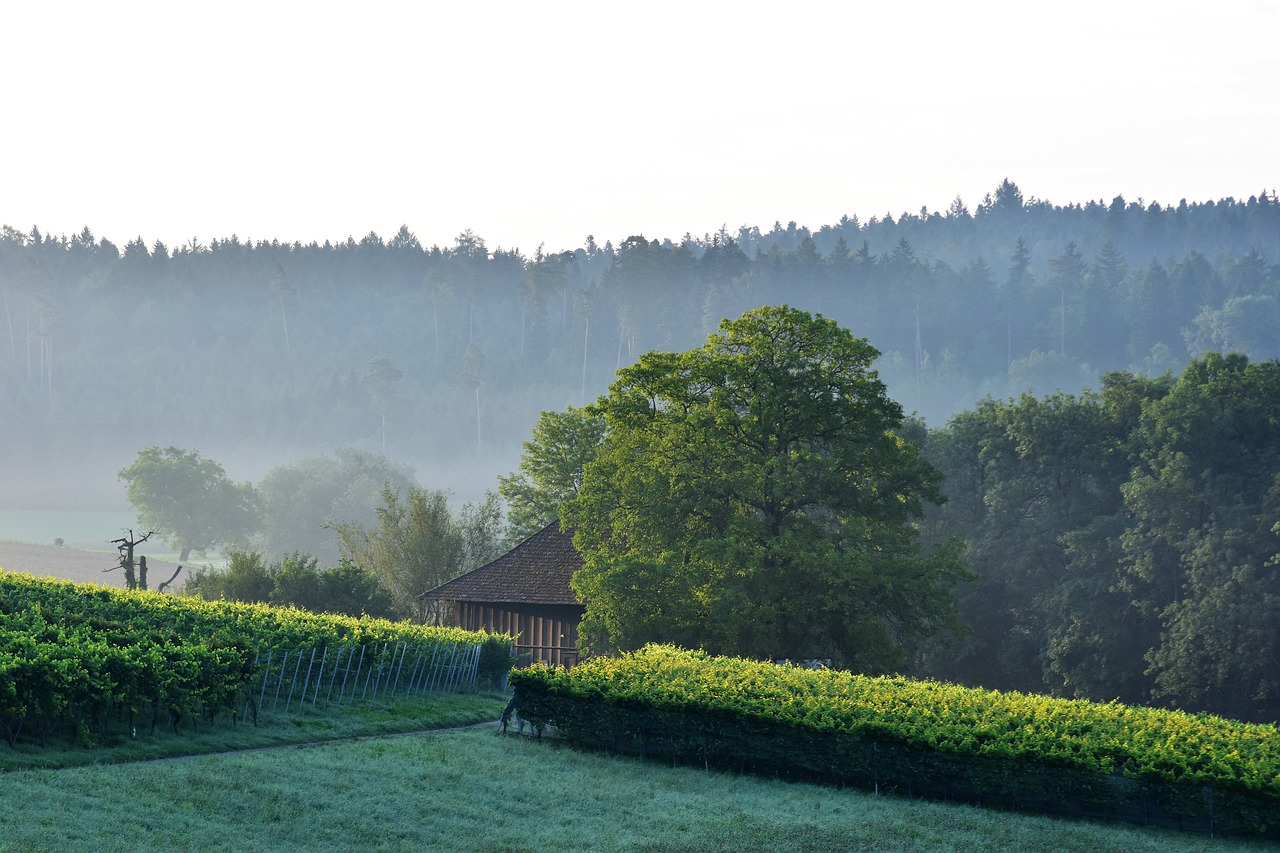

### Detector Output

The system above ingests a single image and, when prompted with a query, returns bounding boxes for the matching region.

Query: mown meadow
[0,724,1271,853]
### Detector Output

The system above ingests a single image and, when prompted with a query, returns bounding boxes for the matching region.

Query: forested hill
[2,180,1278,508]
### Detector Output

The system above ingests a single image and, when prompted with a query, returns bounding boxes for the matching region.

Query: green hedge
[508,645,1280,838]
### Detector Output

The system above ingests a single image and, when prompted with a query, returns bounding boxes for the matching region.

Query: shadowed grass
[0,727,1270,852]
[0,691,508,772]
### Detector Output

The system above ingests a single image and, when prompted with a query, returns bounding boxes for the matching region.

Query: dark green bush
[184,551,396,619]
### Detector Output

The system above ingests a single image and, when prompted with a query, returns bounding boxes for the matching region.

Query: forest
[3,179,1278,508]
[3,179,1279,721]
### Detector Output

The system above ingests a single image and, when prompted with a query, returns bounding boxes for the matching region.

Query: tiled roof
[420,522,584,606]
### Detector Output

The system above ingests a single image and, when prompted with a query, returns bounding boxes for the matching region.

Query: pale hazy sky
[2,1,1276,255]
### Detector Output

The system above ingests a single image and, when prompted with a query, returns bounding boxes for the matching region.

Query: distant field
[0,509,143,552]
[0,541,183,589]
[0,509,212,589]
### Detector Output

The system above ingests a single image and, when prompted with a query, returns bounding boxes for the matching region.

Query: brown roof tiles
[419,522,583,606]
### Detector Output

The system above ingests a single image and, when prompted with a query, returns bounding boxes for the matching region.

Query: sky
[2,1,1277,257]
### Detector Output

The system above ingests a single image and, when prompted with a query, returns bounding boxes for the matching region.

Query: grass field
[0,700,1269,853]
[0,510,145,552]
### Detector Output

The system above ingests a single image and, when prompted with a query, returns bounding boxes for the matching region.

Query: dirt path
[0,540,183,589]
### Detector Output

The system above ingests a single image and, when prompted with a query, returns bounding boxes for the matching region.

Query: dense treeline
[2,180,1277,505]
[919,353,1280,723]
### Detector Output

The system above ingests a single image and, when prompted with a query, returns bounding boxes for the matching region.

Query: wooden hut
[420,522,585,668]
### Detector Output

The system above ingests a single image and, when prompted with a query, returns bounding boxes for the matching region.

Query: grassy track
[0,720,1269,852]
[0,692,509,773]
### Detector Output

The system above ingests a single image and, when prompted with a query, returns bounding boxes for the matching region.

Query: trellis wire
[283,648,306,711]
[310,645,329,706]
[249,639,482,719]
[272,650,289,711]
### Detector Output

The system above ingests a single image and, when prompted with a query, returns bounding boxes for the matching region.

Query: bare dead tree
[157,565,183,593]
[108,529,155,591]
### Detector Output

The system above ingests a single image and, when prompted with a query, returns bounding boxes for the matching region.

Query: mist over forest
[3,179,1278,512]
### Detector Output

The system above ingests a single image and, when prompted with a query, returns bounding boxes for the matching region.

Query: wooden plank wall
[457,603,580,668]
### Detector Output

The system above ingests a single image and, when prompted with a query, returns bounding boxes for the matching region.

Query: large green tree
[565,305,968,671]
[1121,352,1280,721]
[918,381,1160,700]
[118,446,260,561]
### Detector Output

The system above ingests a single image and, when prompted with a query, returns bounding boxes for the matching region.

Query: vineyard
[509,645,1280,839]
[0,571,512,748]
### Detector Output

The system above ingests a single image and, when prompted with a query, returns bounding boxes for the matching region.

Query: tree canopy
[919,353,1280,722]
[565,305,968,671]
[497,405,605,542]
[256,448,417,567]
[4,184,1277,511]
[1121,352,1280,719]
[330,485,505,622]
[117,446,260,561]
